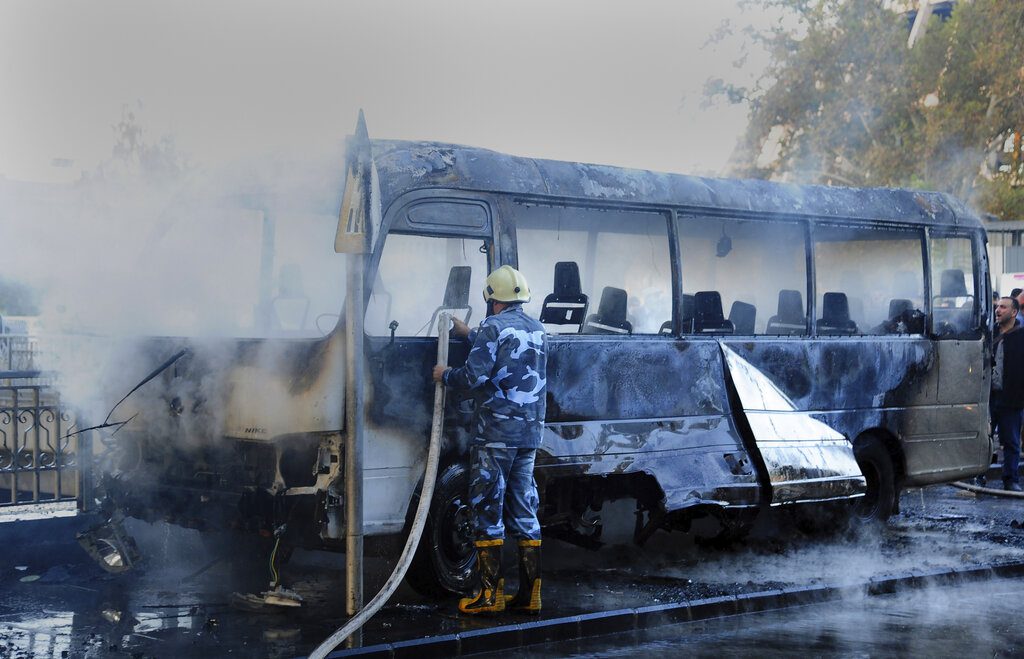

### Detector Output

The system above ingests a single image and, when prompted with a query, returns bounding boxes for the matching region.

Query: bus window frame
[675,212,813,338]
[365,190,501,332]
[807,220,929,339]
[509,199,677,339]
[925,227,987,340]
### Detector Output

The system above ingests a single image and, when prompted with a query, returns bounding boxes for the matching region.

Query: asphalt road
[2,482,1024,658]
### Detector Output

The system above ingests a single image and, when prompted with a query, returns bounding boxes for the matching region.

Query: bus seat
[693,291,734,334]
[817,292,858,335]
[940,269,968,298]
[888,298,913,319]
[933,268,975,333]
[728,301,756,335]
[582,287,632,335]
[766,289,806,335]
[879,297,925,334]
[539,261,589,330]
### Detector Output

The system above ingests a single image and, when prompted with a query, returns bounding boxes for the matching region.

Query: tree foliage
[711,0,1024,219]
[94,103,191,183]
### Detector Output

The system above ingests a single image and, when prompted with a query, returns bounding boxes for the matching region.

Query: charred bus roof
[370,139,982,229]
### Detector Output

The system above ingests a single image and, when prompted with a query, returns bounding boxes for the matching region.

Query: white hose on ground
[309,312,451,659]
[949,480,1024,499]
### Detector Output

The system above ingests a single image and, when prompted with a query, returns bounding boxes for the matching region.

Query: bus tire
[405,460,477,598]
[852,435,896,524]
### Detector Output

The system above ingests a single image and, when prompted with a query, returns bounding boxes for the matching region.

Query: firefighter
[431,265,547,614]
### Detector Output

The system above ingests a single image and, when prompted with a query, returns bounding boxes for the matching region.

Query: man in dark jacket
[992,296,1024,491]
[432,265,547,614]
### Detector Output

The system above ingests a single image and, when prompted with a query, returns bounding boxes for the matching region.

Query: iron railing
[0,333,89,509]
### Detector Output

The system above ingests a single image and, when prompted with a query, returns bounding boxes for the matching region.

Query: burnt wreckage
[91,129,991,596]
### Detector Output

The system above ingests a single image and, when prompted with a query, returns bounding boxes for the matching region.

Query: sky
[0,0,777,183]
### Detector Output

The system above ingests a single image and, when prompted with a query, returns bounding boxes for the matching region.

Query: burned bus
[93,120,991,596]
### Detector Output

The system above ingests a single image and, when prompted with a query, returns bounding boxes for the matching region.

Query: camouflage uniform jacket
[443,304,547,449]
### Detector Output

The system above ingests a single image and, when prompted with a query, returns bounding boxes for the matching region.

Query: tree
[709,0,1024,219]
[95,103,191,182]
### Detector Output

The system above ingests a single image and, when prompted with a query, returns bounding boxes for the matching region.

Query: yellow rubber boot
[458,539,505,614]
[505,539,541,613]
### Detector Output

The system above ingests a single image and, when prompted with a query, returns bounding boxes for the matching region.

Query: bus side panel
[720,343,866,505]
[728,338,989,484]
[539,337,760,510]
[904,338,989,484]
[725,339,938,411]
[362,336,473,534]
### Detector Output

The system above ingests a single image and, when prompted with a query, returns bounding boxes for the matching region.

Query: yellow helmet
[484,265,531,303]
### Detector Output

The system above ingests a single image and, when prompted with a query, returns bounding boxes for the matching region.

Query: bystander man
[992,296,1024,491]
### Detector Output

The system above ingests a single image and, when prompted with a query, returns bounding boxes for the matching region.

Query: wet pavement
[2,482,1024,658]
[474,576,1024,658]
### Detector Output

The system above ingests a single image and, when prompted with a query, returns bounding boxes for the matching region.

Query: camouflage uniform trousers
[468,444,541,542]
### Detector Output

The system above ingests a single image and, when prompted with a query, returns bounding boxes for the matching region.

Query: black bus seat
[940,268,969,298]
[728,301,756,335]
[888,298,913,319]
[582,287,632,335]
[817,292,858,335]
[693,291,734,334]
[766,289,806,335]
[933,268,974,334]
[879,298,925,334]
[888,298,912,319]
[662,293,697,335]
[539,261,589,332]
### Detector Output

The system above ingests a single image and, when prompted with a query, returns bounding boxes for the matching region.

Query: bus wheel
[406,461,476,598]
[852,436,896,524]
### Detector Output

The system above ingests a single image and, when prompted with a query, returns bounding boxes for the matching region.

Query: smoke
[545,497,1022,610]
[0,121,357,426]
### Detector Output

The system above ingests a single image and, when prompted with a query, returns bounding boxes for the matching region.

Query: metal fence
[0,333,89,509]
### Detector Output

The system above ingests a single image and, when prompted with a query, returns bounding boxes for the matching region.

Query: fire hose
[309,312,451,659]
[950,479,1024,499]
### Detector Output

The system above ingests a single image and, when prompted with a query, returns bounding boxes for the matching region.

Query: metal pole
[336,110,373,638]
[344,251,366,619]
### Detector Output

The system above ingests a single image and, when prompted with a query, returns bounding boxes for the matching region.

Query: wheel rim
[438,492,475,574]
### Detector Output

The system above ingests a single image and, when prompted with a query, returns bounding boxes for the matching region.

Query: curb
[323,559,1024,658]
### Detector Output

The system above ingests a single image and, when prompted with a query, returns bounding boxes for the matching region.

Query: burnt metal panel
[723,339,939,411]
[720,343,866,505]
[538,337,760,510]
[369,140,982,230]
[723,336,989,487]
[545,338,723,421]
[537,418,759,510]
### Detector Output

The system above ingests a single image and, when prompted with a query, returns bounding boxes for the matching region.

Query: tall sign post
[335,111,373,633]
